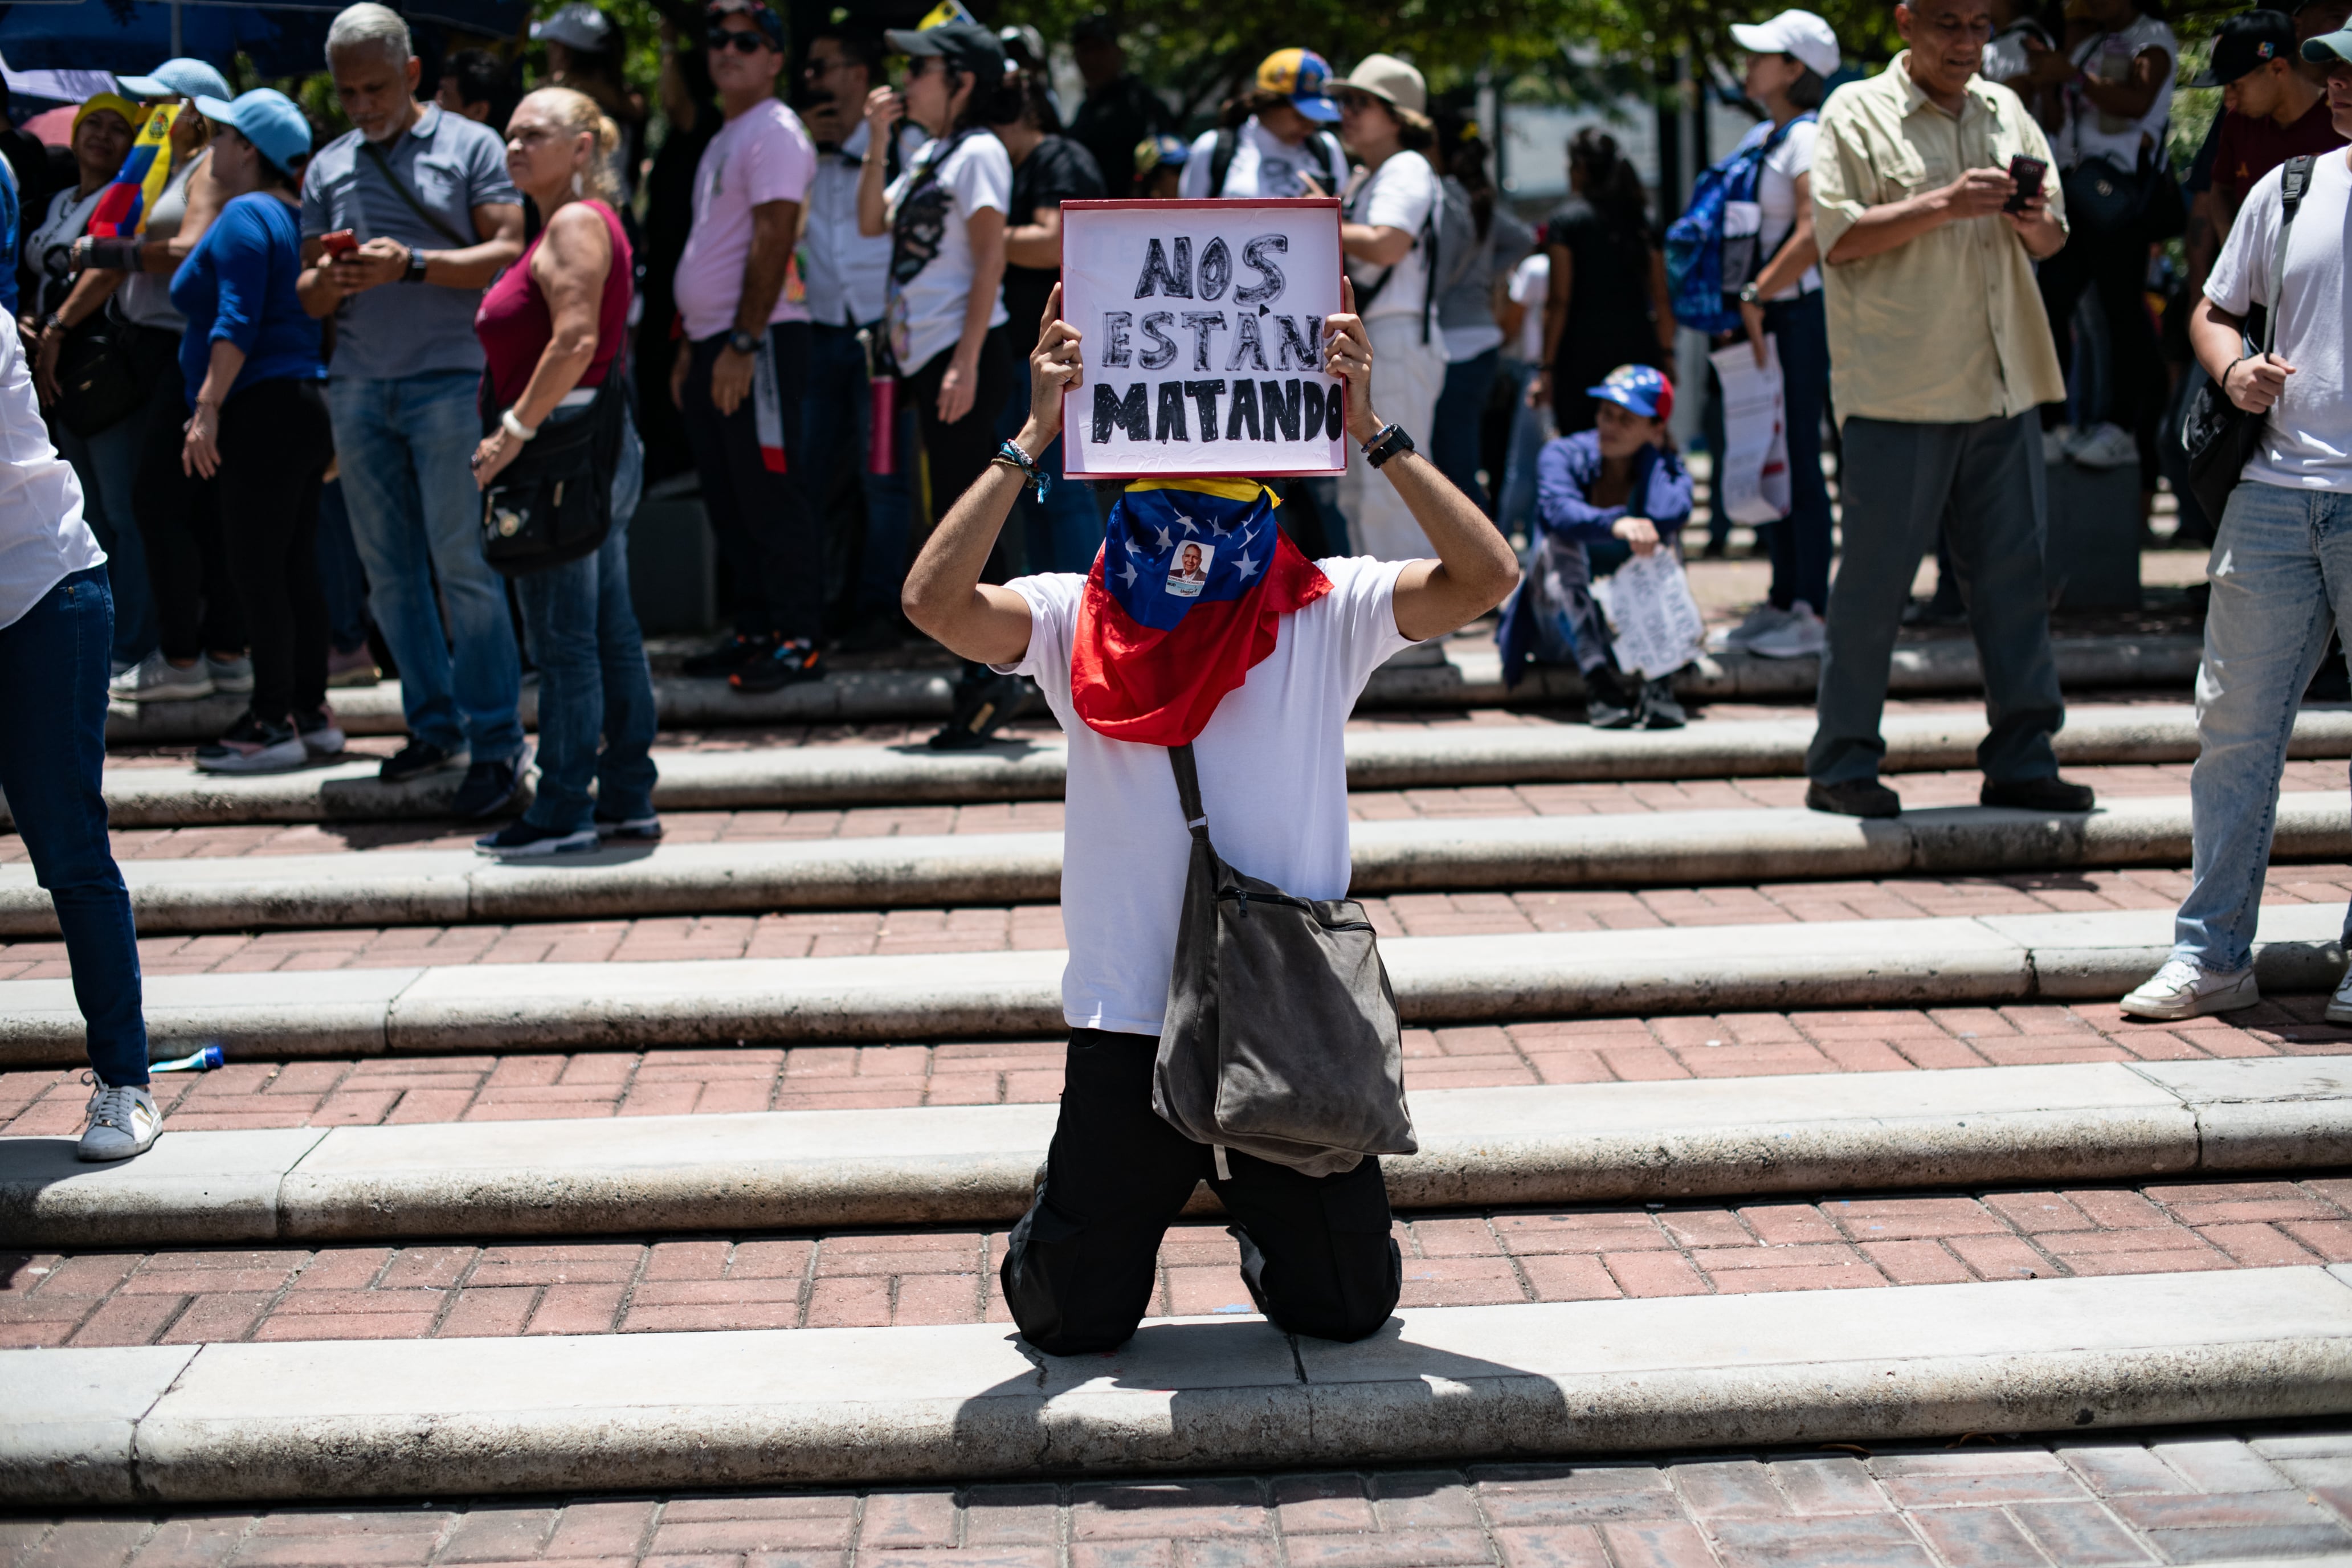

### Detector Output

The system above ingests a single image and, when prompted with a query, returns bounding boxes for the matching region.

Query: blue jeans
[0,568,146,1085]
[2174,482,2352,973]
[1762,292,1833,612]
[327,369,524,761]
[805,321,917,618]
[316,477,371,655]
[56,417,157,667]
[1431,346,1501,513]
[513,410,656,835]
[1495,358,1547,538]
[996,369,1102,574]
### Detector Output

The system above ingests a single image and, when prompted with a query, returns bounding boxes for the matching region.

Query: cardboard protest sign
[1059,199,1346,479]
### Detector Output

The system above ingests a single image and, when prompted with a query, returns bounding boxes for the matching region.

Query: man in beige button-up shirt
[1803,0,2096,822]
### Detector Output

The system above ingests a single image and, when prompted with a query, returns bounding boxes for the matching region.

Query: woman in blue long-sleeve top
[1497,363,1693,728]
[170,89,332,775]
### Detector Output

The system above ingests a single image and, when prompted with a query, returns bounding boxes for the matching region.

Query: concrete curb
[46,707,2352,828]
[93,634,2207,746]
[2,1059,2342,1248]
[7,793,2346,937]
[7,1268,2348,1504]
[1,903,2341,1065]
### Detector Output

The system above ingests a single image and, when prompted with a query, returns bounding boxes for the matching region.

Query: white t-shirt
[1506,251,1549,363]
[1000,553,1412,1036]
[1177,117,1345,199]
[2204,150,2352,494]
[0,324,102,632]
[884,130,1012,373]
[2063,17,2177,170]
[1745,116,1821,299]
[673,100,819,340]
[1345,150,1439,324]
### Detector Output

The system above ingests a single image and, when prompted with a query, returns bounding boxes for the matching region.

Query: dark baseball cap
[2192,9,2297,85]
[883,19,1004,82]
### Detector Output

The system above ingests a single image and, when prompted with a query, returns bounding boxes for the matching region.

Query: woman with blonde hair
[469,85,658,857]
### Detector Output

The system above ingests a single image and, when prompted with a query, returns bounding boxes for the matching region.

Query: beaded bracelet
[993,438,1050,503]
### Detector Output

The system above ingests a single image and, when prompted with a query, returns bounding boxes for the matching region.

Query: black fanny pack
[477,360,628,578]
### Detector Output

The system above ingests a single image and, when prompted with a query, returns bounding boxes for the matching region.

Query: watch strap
[728,329,762,356]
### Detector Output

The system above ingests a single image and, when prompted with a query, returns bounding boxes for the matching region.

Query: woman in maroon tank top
[469,85,660,860]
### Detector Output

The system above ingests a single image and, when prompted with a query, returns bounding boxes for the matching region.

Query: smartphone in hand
[321,229,358,258]
[2003,156,2047,214]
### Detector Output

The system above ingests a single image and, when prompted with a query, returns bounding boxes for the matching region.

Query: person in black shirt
[1067,15,1167,198]
[1534,128,1675,437]
[991,68,1105,573]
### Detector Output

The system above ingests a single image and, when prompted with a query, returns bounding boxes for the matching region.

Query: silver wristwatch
[1737,282,1762,306]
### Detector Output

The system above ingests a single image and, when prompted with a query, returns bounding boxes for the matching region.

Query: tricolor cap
[2192,10,2294,87]
[194,88,313,177]
[1256,47,1342,123]
[1135,133,1191,175]
[1586,364,1674,421]
[117,57,233,102]
[1728,10,1843,79]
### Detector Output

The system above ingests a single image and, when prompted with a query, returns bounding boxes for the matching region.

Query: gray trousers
[1806,411,2065,786]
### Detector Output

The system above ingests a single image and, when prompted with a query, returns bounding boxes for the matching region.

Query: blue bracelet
[995,438,1050,503]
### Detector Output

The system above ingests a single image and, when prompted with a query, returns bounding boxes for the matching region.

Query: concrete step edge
[2,1057,2343,1248]
[0,901,2339,1066]
[10,1267,2349,1504]
[6,794,2346,938]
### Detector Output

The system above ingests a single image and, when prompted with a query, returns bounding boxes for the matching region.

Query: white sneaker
[109,652,214,704]
[2120,957,2259,1021]
[194,714,307,774]
[2043,424,2072,467]
[206,653,255,694]
[1710,602,1792,652]
[77,1077,161,1161]
[1746,601,1827,659]
[2067,422,2138,471]
[2326,964,2352,1026]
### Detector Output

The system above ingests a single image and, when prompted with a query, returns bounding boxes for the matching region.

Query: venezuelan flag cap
[1255,48,1341,124]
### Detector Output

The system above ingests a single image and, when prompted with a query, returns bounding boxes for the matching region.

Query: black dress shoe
[1981,776,2096,812]
[379,738,466,784]
[1807,777,1903,818]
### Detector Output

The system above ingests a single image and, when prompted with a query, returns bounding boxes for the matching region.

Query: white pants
[1338,315,1450,561]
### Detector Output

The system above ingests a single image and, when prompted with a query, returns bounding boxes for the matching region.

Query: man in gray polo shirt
[299,3,528,816]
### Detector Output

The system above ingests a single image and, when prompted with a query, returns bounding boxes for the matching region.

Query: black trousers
[906,328,1014,564]
[214,377,334,723]
[128,327,243,661]
[2036,220,2162,485]
[682,322,821,640]
[1000,1028,1403,1355]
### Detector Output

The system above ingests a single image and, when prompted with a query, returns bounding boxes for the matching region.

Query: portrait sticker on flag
[1059,199,1346,480]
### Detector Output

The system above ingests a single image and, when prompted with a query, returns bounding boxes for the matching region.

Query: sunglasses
[707,27,773,53]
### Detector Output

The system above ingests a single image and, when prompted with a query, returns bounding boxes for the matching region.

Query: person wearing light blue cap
[115,56,234,104]
[170,88,333,774]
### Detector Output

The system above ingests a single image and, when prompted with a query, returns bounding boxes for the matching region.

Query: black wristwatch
[1365,422,1415,469]
[726,329,761,356]
[40,311,65,335]
[400,248,428,284]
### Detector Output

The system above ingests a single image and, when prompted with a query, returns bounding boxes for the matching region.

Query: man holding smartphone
[1802,0,2093,820]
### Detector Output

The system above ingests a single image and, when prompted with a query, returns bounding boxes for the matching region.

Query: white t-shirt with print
[1745,116,1821,300]
[1177,117,1345,199]
[1506,251,1548,363]
[999,554,1412,1036]
[2063,17,2177,171]
[1345,149,1439,323]
[884,130,1013,373]
[2205,150,2352,494]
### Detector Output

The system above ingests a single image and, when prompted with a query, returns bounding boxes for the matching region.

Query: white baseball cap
[1729,10,1842,78]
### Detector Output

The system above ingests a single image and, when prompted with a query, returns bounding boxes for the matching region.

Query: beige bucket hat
[1338,52,1427,118]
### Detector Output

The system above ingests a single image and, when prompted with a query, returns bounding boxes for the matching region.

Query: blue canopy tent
[0,0,526,81]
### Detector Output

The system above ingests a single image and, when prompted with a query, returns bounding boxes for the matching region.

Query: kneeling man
[903,283,1519,1354]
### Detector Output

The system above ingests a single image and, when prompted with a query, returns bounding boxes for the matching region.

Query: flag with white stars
[1071,480,1332,745]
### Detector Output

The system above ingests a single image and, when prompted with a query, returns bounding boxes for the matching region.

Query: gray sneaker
[108,653,214,704]
[77,1078,161,1161]
[206,653,255,694]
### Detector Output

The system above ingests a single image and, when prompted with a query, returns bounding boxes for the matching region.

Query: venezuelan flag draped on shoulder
[88,104,180,240]
[1071,478,1330,747]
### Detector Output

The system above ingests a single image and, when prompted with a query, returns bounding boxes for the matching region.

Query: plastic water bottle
[149,1044,225,1073]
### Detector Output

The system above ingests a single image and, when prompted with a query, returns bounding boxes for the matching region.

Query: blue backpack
[1664,113,1814,336]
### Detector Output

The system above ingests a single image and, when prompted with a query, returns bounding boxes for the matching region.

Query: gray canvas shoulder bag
[1150,742,1418,1179]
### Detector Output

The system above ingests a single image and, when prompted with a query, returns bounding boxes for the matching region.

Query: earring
[572,170,584,197]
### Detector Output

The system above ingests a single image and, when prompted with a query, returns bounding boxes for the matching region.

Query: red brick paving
[8,862,2352,982]
[10,1431,2351,1566]
[5,998,2348,1137]
[5,1175,2350,1351]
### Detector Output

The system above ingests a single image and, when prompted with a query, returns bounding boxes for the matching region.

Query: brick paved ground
[6,861,2350,981]
[14,759,2331,864]
[7,1424,2350,1567]
[5,999,2349,1136]
[4,1175,2348,1349]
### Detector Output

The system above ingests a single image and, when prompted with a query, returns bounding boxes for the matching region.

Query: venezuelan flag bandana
[1071,478,1331,746]
[89,104,181,239]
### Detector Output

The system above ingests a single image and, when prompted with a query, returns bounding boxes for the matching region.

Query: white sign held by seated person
[1060,199,1347,479]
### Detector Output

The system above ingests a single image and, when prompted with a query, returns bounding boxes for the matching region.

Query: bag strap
[360,138,471,248]
[1209,128,1237,198]
[2260,154,2313,358]
[1168,744,1208,834]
